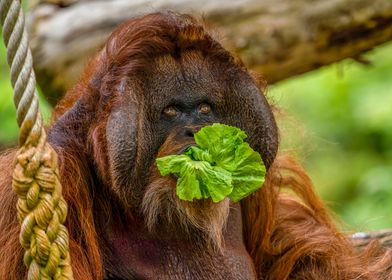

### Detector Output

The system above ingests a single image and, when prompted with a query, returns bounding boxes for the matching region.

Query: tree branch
[28,0,392,103]
[350,230,392,251]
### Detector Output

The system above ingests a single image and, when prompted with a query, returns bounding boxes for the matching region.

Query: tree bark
[27,0,392,103]
[350,230,392,250]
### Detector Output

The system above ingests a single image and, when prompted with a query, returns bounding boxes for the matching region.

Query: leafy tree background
[1,28,391,231]
[273,42,392,231]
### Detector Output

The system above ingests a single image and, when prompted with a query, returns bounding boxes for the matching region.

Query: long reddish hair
[0,12,391,280]
[242,155,391,279]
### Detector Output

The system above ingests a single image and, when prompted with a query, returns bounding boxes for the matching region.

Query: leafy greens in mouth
[156,123,266,202]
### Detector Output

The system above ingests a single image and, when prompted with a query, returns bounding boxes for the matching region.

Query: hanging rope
[0,0,73,279]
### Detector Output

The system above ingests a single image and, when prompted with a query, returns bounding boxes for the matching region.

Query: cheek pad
[106,105,138,188]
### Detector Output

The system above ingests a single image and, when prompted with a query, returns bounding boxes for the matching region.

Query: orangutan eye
[162,105,178,118]
[198,103,212,114]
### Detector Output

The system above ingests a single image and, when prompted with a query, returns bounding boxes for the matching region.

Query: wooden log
[27,0,392,104]
[350,229,392,250]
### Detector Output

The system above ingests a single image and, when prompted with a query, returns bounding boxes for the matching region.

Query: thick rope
[0,0,73,279]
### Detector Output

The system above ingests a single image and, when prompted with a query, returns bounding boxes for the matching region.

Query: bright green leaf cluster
[156,123,266,202]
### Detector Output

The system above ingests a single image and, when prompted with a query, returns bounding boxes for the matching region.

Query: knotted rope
[0,0,73,279]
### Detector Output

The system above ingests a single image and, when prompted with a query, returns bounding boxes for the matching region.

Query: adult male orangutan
[0,12,391,280]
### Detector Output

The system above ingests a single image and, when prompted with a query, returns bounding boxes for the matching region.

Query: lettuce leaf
[156,123,266,202]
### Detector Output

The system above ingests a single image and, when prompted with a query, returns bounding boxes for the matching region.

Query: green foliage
[156,124,266,202]
[0,29,17,145]
[273,42,392,230]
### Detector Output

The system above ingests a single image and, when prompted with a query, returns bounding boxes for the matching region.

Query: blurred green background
[272,42,392,231]
[1,28,391,231]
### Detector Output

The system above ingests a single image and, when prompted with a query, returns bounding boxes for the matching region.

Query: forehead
[141,51,232,103]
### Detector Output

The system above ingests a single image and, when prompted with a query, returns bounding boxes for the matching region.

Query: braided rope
[0,0,73,279]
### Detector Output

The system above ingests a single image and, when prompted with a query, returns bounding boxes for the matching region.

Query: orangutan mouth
[176,142,197,155]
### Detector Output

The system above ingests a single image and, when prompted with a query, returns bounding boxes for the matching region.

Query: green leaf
[176,165,202,201]
[194,123,246,166]
[184,146,213,163]
[156,155,190,176]
[227,143,266,202]
[156,123,266,202]
[198,165,233,202]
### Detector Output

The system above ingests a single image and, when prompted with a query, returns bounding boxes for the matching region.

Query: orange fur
[242,155,392,279]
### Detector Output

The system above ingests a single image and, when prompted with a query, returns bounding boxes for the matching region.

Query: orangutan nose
[179,125,202,139]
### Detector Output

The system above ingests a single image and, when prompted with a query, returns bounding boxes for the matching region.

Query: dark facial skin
[106,51,278,209]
